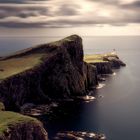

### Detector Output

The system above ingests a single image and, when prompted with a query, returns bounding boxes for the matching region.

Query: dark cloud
[0,0,48,3]
[56,4,80,16]
[0,0,25,3]
[88,0,119,5]
[0,0,140,28]
[0,5,49,18]
[121,1,140,8]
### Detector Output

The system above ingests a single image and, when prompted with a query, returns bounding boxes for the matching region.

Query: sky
[0,0,140,36]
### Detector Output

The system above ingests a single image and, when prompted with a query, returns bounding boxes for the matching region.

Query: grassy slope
[84,53,117,63]
[0,34,117,80]
[0,35,79,81]
[0,111,37,134]
[0,53,44,80]
[0,51,117,80]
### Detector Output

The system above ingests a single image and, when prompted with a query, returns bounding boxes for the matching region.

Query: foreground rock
[0,35,98,110]
[53,131,106,140]
[20,103,58,116]
[0,111,48,140]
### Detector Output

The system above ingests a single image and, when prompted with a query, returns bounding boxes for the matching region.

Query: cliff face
[0,35,98,110]
[0,111,48,140]
[83,62,98,88]
[91,62,113,75]
[0,102,5,111]
[103,56,126,68]
[0,121,48,140]
[84,54,126,75]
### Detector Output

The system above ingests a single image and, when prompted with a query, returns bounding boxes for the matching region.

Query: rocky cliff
[90,61,113,74]
[0,102,5,111]
[0,35,126,140]
[0,35,98,110]
[103,55,126,68]
[84,53,126,75]
[0,111,48,140]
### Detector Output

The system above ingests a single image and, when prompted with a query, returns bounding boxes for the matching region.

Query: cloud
[121,0,140,8]
[0,0,25,3]
[0,0,140,28]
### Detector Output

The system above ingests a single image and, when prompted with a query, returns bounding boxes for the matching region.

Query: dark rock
[84,62,98,90]
[97,75,106,82]
[20,103,58,116]
[0,69,4,72]
[0,101,5,111]
[0,35,98,110]
[0,116,48,140]
[52,131,106,140]
[90,62,113,75]
[103,56,126,68]
[20,103,36,115]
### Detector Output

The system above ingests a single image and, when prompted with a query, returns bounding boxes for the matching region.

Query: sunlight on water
[112,72,116,76]
[77,95,96,103]
[83,96,95,103]
[88,133,96,137]
[85,95,95,100]
[96,83,106,89]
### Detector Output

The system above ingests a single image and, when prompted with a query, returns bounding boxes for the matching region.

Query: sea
[0,36,140,140]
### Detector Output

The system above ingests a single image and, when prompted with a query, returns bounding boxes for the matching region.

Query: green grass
[84,54,106,63]
[0,53,44,80]
[0,35,81,80]
[0,111,37,134]
[84,53,118,63]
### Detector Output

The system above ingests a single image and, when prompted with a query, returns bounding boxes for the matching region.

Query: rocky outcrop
[0,121,48,140]
[52,131,106,140]
[90,61,113,75]
[0,35,98,110]
[88,55,126,75]
[103,55,126,68]
[0,111,48,140]
[83,62,98,89]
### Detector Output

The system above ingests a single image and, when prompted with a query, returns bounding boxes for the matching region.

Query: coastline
[0,35,126,140]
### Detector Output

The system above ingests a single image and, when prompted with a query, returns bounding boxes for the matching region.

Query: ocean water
[0,36,140,140]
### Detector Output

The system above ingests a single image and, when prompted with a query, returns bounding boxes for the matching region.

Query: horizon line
[0,35,140,38]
